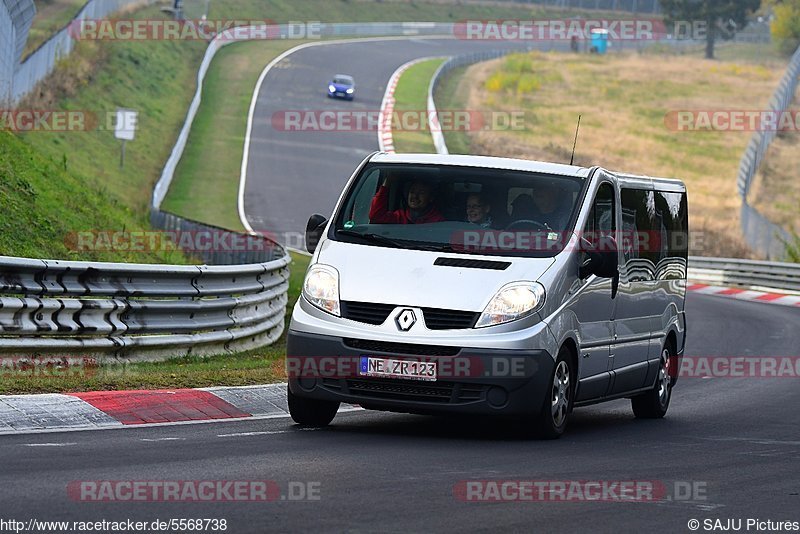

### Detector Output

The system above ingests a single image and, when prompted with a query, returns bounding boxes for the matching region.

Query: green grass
[23,0,87,59]
[0,129,186,262]
[391,57,445,154]
[641,41,786,66]
[20,5,208,220]
[0,251,310,394]
[162,39,315,230]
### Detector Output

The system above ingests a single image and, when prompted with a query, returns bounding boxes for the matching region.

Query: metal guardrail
[11,0,154,104]
[735,44,800,260]
[687,256,800,293]
[0,1,14,106]
[149,208,282,265]
[0,246,290,360]
[1,0,35,106]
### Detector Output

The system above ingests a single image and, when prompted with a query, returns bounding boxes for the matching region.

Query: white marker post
[115,108,138,168]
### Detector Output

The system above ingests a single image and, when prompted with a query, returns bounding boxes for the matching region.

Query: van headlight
[302,264,340,316]
[475,282,545,328]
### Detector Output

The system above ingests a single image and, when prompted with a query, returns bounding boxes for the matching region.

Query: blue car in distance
[327,74,355,100]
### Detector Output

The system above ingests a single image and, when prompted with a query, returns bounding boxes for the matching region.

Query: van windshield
[331,163,586,257]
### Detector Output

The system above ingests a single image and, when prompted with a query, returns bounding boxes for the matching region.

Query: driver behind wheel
[531,181,569,231]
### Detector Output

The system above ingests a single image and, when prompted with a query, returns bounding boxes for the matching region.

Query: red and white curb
[0,384,358,435]
[687,283,800,307]
[378,57,443,154]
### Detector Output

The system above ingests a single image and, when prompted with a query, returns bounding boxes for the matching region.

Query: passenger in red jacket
[369,179,445,224]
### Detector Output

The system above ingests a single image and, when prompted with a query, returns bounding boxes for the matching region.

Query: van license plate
[359,357,437,381]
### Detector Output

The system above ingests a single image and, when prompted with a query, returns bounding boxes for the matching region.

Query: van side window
[654,190,689,279]
[584,182,615,246]
[621,188,661,281]
[655,191,688,261]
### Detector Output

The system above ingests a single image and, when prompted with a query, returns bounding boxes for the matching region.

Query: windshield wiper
[336,230,408,249]
[336,230,467,253]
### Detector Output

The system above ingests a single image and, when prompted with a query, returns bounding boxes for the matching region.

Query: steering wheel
[504,219,548,232]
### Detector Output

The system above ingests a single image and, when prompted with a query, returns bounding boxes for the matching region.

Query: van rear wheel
[288,385,340,427]
[534,347,574,439]
[631,344,674,419]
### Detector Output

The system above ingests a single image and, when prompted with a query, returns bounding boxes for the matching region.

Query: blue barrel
[590,28,609,54]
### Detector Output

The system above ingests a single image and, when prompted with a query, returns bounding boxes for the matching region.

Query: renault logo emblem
[395,309,416,331]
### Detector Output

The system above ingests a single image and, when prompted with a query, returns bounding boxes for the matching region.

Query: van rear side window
[621,188,688,280]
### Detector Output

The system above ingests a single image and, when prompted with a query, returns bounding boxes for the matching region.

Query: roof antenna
[569,115,581,166]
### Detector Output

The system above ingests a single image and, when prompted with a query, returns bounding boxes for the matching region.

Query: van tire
[288,386,340,427]
[534,347,574,439]
[631,343,674,419]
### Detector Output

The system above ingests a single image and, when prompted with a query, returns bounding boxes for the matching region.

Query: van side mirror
[305,214,328,254]
[579,236,619,280]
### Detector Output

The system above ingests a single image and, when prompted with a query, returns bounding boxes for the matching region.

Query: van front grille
[340,301,478,330]
[420,307,479,329]
[340,301,394,325]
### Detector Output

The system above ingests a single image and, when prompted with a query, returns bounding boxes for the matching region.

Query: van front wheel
[288,386,340,427]
[631,344,674,419]
[534,348,574,439]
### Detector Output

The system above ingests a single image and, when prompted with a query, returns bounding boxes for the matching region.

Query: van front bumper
[286,330,555,417]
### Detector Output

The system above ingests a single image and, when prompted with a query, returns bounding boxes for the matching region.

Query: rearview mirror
[305,214,328,254]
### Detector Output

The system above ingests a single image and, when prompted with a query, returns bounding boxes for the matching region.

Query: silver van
[287,153,687,438]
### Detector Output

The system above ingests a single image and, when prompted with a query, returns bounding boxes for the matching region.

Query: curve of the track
[2,294,799,532]
[242,37,562,243]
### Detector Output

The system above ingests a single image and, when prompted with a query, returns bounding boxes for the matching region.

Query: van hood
[315,239,555,312]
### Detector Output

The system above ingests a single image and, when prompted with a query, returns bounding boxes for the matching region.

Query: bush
[771,1,800,55]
